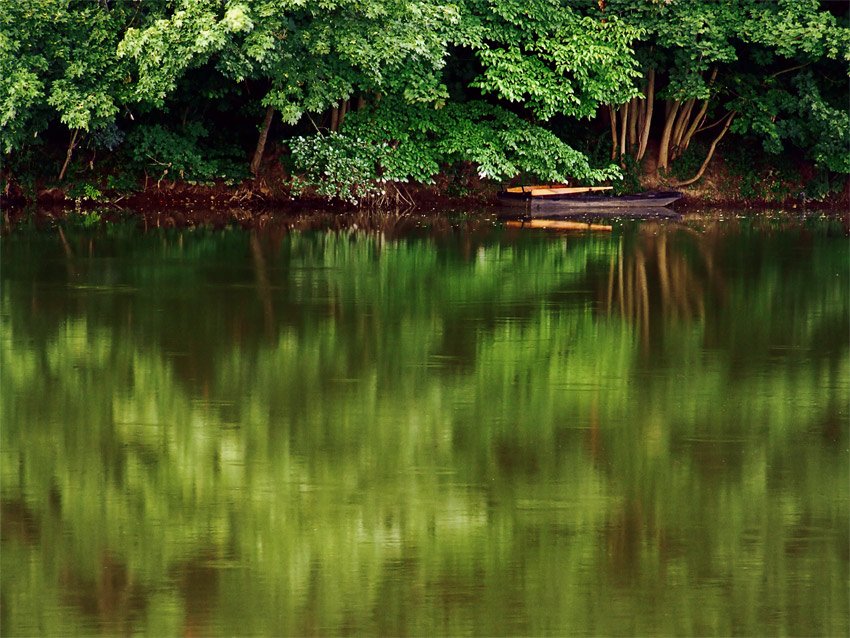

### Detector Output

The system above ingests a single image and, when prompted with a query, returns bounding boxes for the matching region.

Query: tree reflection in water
[1,214,847,636]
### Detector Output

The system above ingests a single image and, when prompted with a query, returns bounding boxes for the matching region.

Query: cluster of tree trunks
[606,67,736,186]
[608,68,655,163]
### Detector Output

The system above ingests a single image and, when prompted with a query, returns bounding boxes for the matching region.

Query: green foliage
[468,0,644,119]
[119,0,460,123]
[1,0,847,200]
[604,0,849,184]
[744,0,850,62]
[65,181,103,202]
[790,71,849,174]
[103,172,143,195]
[289,132,388,202]
[289,99,622,201]
[1,144,46,200]
[728,69,849,175]
[725,144,802,202]
[124,122,248,184]
[668,141,708,184]
[117,1,250,107]
[0,0,136,153]
[803,170,844,202]
[611,154,645,195]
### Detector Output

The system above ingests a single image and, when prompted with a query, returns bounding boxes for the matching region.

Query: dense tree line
[1,0,848,204]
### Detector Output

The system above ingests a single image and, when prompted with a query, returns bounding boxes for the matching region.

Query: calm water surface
[1,211,848,636]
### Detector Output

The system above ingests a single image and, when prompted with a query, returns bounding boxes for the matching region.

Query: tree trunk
[357,96,366,111]
[637,68,655,161]
[338,99,349,129]
[619,101,628,159]
[608,104,618,160]
[672,111,736,186]
[657,99,681,174]
[250,104,275,177]
[679,98,709,155]
[671,97,695,156]
[58,129,80,181]
[628,97,639,151]
[637,99,646,149]
[679,67,718,154]
[329,105,339,132]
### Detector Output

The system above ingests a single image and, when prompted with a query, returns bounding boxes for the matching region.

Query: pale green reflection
[2,218,848,636]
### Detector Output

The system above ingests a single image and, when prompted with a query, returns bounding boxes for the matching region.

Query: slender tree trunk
[637,99,646,148]
[619,101,628,159]
[329,105,339,132]
[672,111,736,186]
[671,97,695,156]
[608,104,618,159]
[637,68,655,161]
[679,67,718,154]
[680,98,709,154]
[657,99,681,174]
[357,96,366,111]
[338,99,349,129]
[59,129,80,181]
[250,104,275,177]
[628,97,638,151]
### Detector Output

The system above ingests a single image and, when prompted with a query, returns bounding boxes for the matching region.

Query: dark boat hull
[499,190,683,212]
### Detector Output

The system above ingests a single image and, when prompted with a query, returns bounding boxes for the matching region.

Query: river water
[1,210,847,636]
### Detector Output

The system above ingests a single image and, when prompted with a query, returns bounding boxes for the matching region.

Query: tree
[601,0,849,183]
[0,0,137,177]
[118,0,460,176]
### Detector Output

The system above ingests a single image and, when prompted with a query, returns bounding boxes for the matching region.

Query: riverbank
[3,171,848,231]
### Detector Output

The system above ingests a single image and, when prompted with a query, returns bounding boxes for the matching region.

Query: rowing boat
[498,188,683,212]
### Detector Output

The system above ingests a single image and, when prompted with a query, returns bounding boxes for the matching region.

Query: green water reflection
[2,215,848,636]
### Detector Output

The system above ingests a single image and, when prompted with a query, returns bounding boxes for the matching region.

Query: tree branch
[58,129,80,181]
[672,111,736,187]
[770,62,811,80]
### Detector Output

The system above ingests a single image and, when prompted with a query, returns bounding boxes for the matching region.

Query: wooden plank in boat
[505,184,569,193]
[529,186,614,197]
[504,185,613,195]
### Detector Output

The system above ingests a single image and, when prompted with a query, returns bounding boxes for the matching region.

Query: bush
[124,122,248,184]
[725,145,800,202]
[288,133,388,203]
